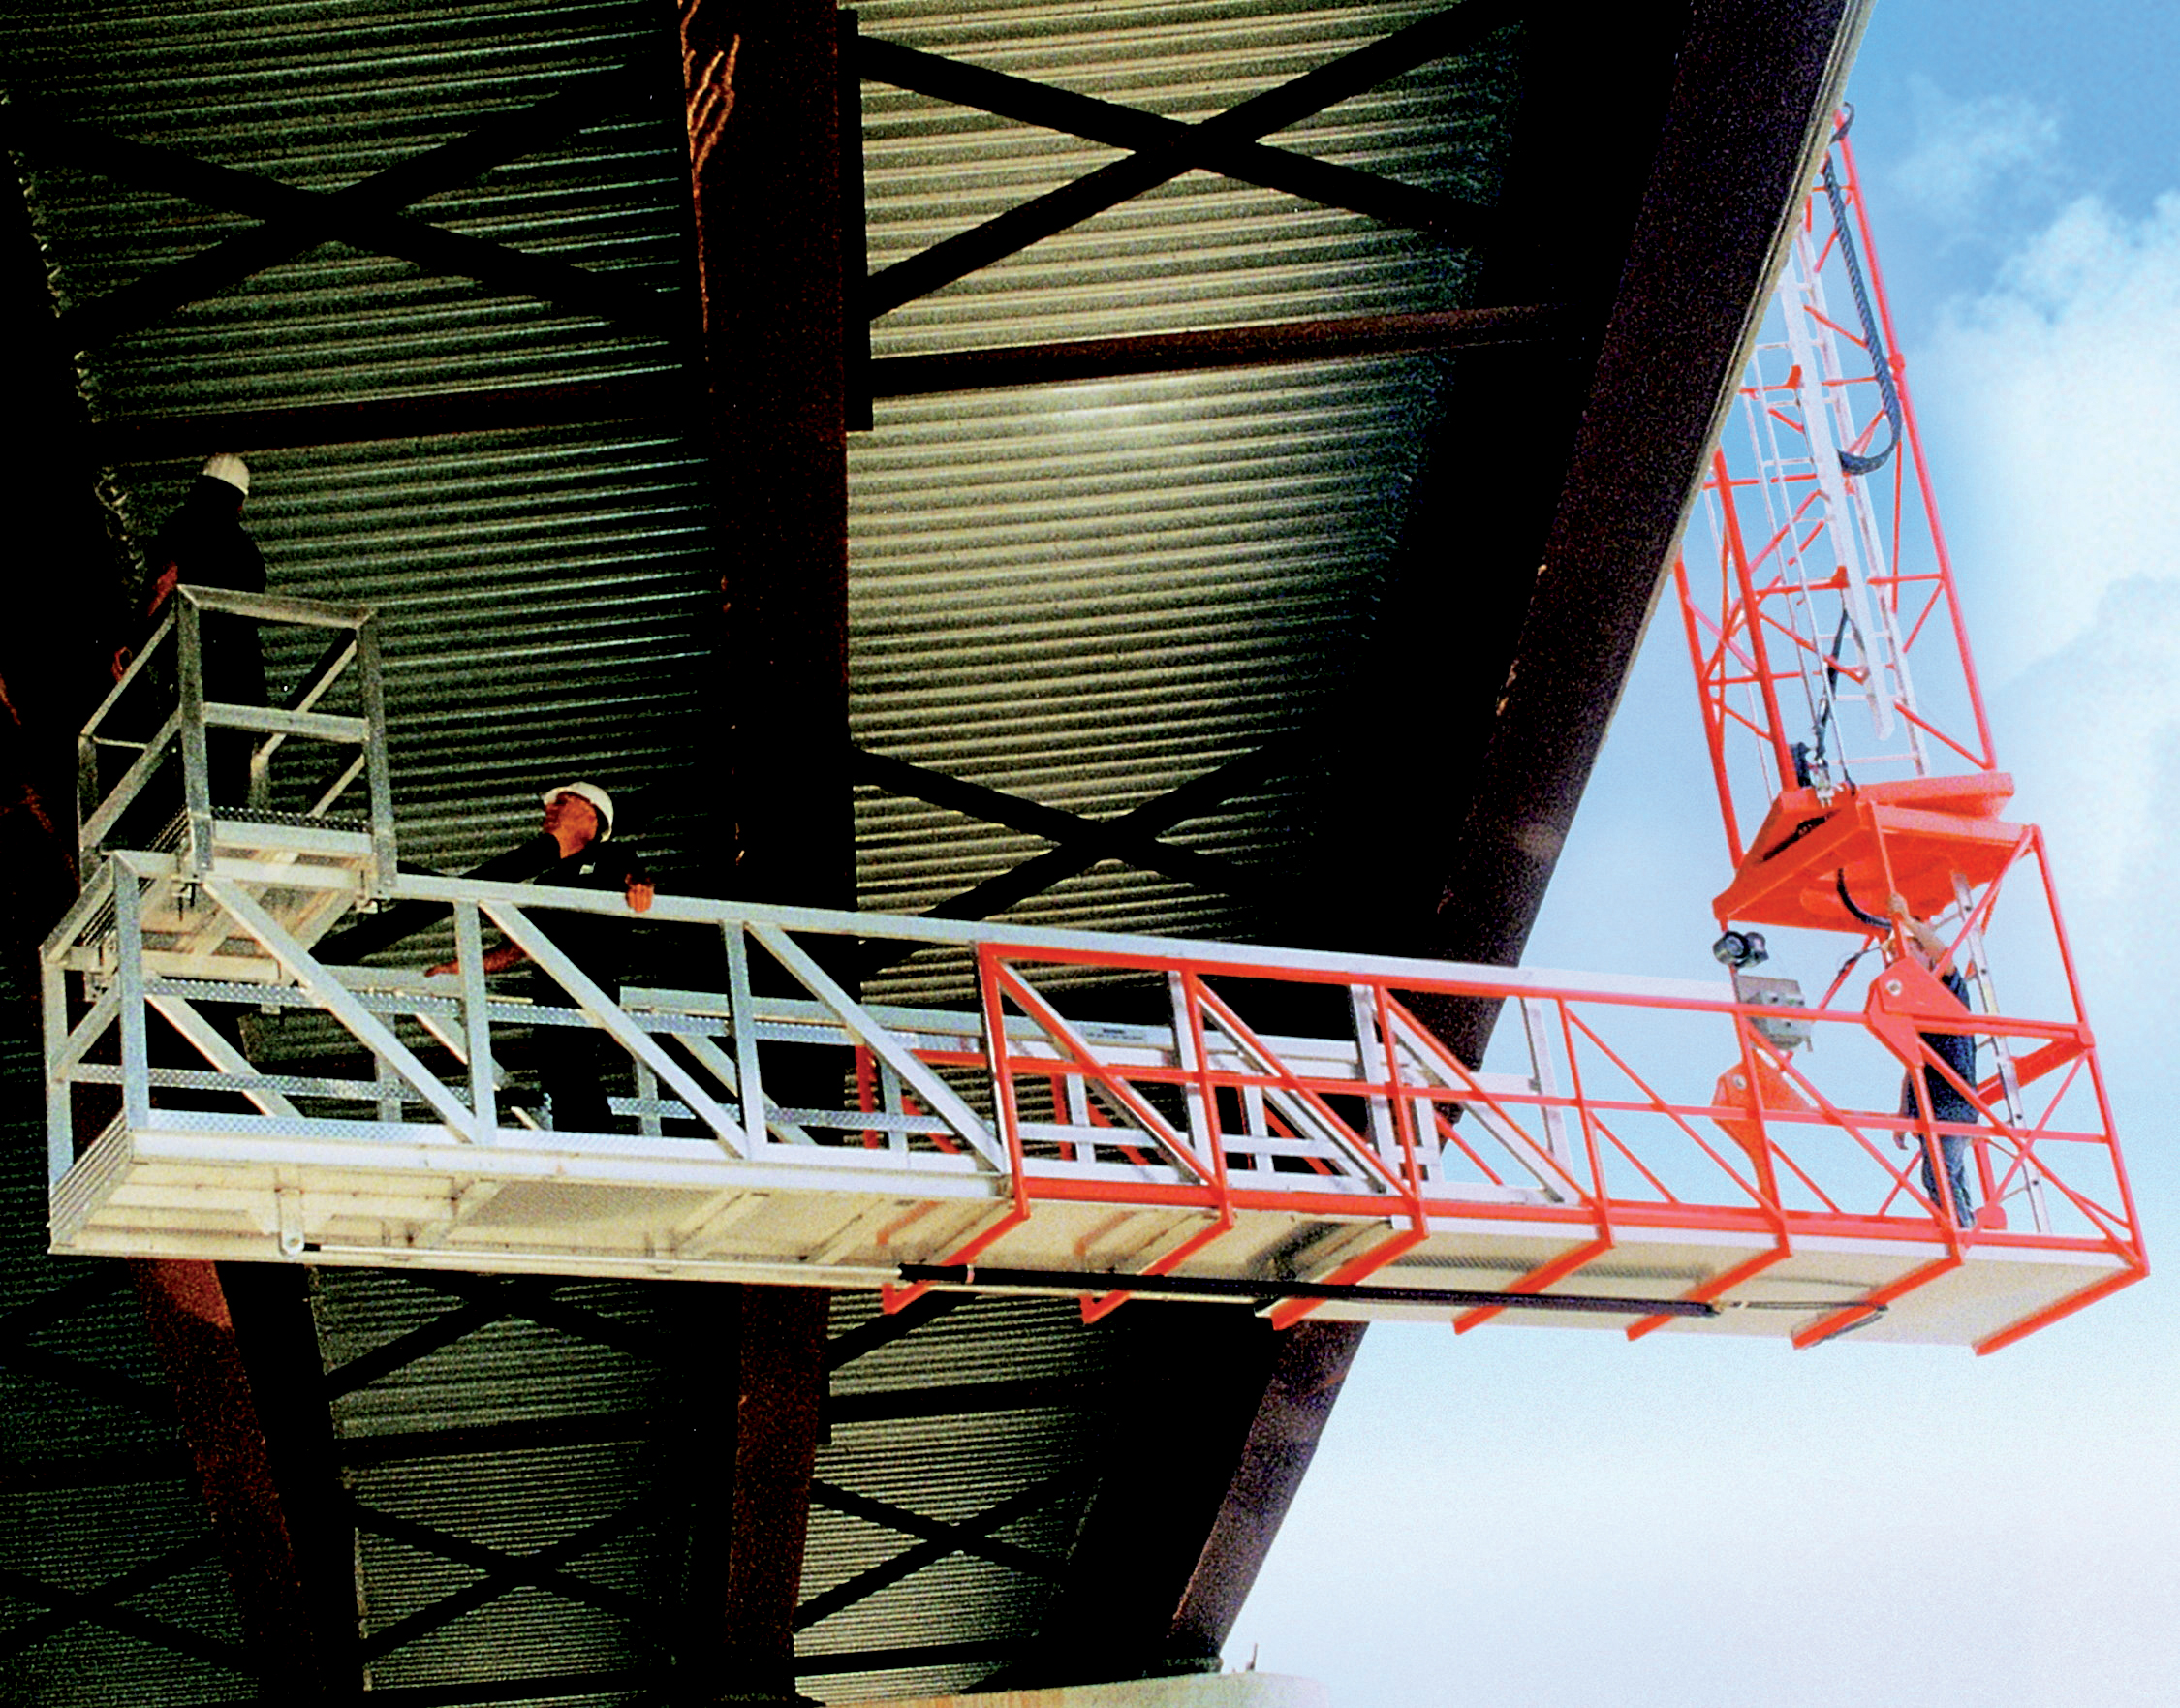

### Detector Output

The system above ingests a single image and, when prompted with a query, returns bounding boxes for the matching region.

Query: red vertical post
[131,1259,346,1698]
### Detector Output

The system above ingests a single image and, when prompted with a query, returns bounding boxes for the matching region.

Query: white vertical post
[880,1058,910,1157]
[1349,984,1398,1166]
[41,941,73,1186]
[723,924,766,1154]
[112,860,151,1132]
[175,599,215,878]
[354,612,399,899]
[453,900,497,1143]
[1168,971,1214,1156]
[1520,997,1573,1173]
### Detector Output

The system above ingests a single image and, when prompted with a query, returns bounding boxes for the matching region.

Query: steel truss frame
[43,838,2142,1353]
[1677,125,1993,865]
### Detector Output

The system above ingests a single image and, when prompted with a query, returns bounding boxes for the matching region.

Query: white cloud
[2003,578,2180,904]
[1890,76,2061,228]
[1913,191,2180,978]
[1918,191,2180,690]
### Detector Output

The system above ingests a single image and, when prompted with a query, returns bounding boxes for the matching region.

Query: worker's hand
[147,563,180,613]
[626,876,655,914]
[1886,892,1913,922]
[109,646,133,683]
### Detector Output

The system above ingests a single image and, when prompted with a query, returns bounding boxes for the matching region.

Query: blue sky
[1230,7,2180,1703]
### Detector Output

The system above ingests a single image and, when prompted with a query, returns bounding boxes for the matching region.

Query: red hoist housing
[1671,122,2145,1346]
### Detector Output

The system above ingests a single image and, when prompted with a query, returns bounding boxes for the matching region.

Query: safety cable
[1822,110,1904,478]
[1835,869,1889,930]
[1804,606,1853,782]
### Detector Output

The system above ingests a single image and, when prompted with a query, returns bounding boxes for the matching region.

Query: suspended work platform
[43,584,2142,1354]
[41,848,2138,1355]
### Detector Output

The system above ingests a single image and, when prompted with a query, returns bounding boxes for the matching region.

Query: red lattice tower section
[1670,119,2144,1334]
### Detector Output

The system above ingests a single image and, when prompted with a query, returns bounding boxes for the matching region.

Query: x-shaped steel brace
[861,33,1494,253]
[0,1271,170,1416]
[862,1,1520,316]
[858,735,1299,972]
[5,62,680,353]
[794,1470,1084,1630]
[0,1542,245,1673]
[321,1275,664,1402]
[356,1499,654,1661]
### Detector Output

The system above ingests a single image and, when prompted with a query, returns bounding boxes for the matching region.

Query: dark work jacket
[526,841,648,993]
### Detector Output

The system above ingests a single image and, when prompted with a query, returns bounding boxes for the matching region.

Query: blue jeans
[1918,1133,1974,1227]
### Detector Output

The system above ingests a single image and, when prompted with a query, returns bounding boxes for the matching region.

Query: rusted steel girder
[8,182,358,1699]
[676,0,849,1700]
[130,1260,353,1700]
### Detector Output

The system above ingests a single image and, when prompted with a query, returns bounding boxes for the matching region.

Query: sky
[1229,6,2180,1703]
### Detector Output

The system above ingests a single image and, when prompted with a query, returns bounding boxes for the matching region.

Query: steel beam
[86,376,694,463]
[0,170,125,951]
[78,308,1551,462]
[1164,1321,1366,1662]
[695,0,853,915]
[676,4,848,1697]
[1311,1,1694,966]
[868,306,1563,396]
[130,1258,351,1699]
[671,1282,830,1707]
[979,1307,1292,1689]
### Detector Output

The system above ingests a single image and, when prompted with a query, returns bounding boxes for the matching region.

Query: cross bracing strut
[4,62,678,352]
[862,0,1522,316]
[0,1544,248,1673]
[858,33,1498,244]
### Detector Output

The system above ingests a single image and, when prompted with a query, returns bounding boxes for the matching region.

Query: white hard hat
[200,453,249,496]
[542,780,614,839]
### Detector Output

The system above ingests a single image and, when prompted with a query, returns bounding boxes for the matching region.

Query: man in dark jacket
[431,781,654,1133]
[113,453,267,807]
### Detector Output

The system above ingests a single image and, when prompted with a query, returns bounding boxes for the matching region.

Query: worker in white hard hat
[431,781,653,1132]
[111,454,267,804]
